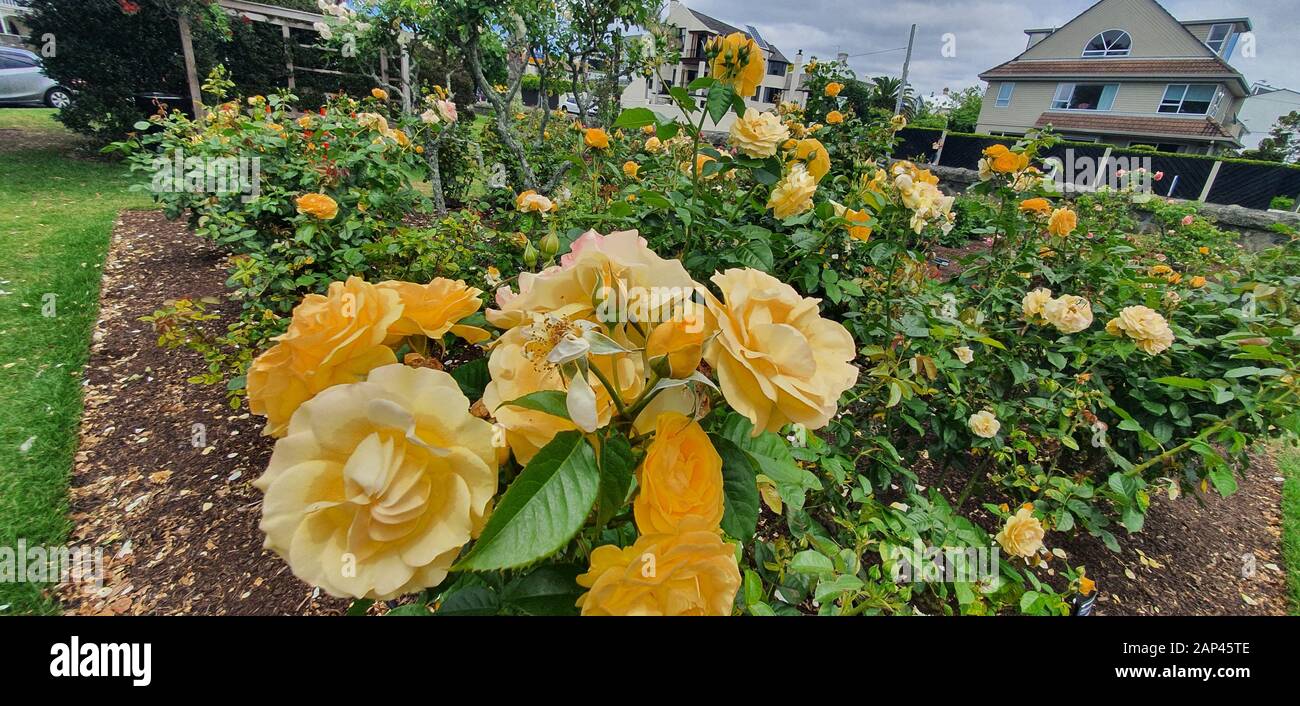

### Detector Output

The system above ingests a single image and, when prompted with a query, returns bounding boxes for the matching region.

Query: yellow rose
[371,87,388,100]
[706,32,765,98]
[295,192,339,220]
[1021,287,1053,322]
[584,128,610,149]
[683,152,716,178]
[356,112,389,133]
[247,277,400,437]
[644,136,663,152]
[890,114,908,131]
[1191,275,1207,288]
[983,143,1028,173]
[634,412,725,535]
[1106,305,1175,355]
[728,107,790,158]
[645,312,706,379]
[767,164,817,219]
[641,124,656,135]
[254,364,496,599]
[576,518,740,615]
[622,160,640,179]
[1048,208,1077,237]
[968,409,1000,438]
[995,507,1045,559]
[790,138,830,182]
[1019,198,1051,215]
[296,115,313,129]
[824,82,843,97]
[377,278,490,344]
[703,268,858,434]
[831,201,872,241]
[515,189,557,213]
[1042,294,1093,334]
[826,110,844,124]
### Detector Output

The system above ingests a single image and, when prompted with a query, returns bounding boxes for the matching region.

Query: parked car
[0,46,70,108]
[557,92,597,117]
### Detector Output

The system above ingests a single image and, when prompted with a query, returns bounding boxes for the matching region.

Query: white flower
[954,346,974,364]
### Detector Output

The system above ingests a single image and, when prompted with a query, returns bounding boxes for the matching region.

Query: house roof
[980,57,1250,95]
[1033,112,1240,143]
[686,7,790,63]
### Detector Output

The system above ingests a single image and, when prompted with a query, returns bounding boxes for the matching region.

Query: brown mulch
[57,210,345,615]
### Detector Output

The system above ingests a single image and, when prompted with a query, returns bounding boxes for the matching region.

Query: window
[994,82,1014,107]
[1158,84,1215,114]
[1082,29,1131,57]
[1205,23,1234,55]
[1051,83,1118,111]
[763,87,783,104]
[1127,141,1184,153]
[767,61,786,77]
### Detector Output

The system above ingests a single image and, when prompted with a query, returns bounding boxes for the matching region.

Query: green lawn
[0,108,150,614]
[1280,443,1300,615]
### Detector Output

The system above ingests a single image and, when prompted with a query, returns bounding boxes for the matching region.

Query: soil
[57,210,344,615]
[57,211,1291,615]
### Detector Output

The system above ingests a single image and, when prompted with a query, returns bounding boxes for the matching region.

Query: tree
[945,86,983,133]
[1240,110,1299,163]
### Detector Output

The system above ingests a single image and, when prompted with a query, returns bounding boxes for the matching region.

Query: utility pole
[895,23,917,116]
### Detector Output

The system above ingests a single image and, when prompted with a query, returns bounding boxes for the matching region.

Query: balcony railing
[0,0,31,9]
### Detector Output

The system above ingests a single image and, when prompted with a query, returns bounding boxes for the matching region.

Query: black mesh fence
[935,133,1016,169]
[1207,161,1300,210]
[893,128,942,164]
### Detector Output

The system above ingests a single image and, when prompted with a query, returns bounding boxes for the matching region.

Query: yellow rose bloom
[645,313,706,379]
[790,138,831,182]
[996,507,1045,559]
[890,114,908,131]
[255,364,496,599]
[621,160,641,179]
[968,409,1001,438]
[584,128,610,149]
[371,87,388,100]
[1048,208,1077,237]
[831,201,872,241]
[824,82,843,97]
[767,164,816,219]
[1106,305,1175,355]
[377,278,490,345]
[634,412,725,535]
[1021,287,1053,322]
[683,152,717,178]
[296,115,313,129]
[515,189,557,213]
[355,112,389,134]
[295,192,339,220]
[576,518,740,615]
[706,32,765,98]
[983,143,1028,173]
[702,268,858,434]
[1019,198,1052,215]
[728,107,790,158]
[641,124,656,135]
[1042,294,1093,334]
[1191,275,1207,288]
[826,110,844,124]
[644,136,663,152]
[247,277,400,437]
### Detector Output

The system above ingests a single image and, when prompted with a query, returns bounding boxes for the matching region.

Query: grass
[1280,443,1300,615]
[0,108,150,614]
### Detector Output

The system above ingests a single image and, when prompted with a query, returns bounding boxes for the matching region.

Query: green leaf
[1020,590,1041,613]
[1208,467,1238,497]
[384,603,432,616]
[501,564,584,616]
[595,432,635,528]
[455,432,599,571]
[789,550,834,576]
[705,83,734,124]
[450,357,490,400]
[434,586,500,615]
[497,390,570,420]
[814,574,864,604]
[345,598,374,616]
[1152,376,1208,390]
[712,434,760,543]
[730,239,774,271]
[720,414,820,511]
[1224,366,1261,378]
[612,107,657,129]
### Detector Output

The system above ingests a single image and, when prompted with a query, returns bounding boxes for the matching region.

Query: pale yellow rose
[255,364,496,599]
[968,409,1000,438]
[576,517,740,615]
[954,346,974,364]
[1042,294,1093,334]
[995,507,1045,559]
[377,278,490,345]
[1106,305,1175,355]
[767,163,816,219]
[1021,287,1053,322]
[703,268,859,434]
[644,136,663,152]
[728,108,790,158]
[634,412,725,535]
[1048,208,1077,237]
[355,112,389,133]
[247,277,401,437]
[515,189,557,214]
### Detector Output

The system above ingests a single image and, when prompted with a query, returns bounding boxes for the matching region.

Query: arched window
[1082,30,1131,57]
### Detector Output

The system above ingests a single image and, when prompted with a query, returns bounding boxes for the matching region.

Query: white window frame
[1051,83,1119,111]
[1205,23,1233,55]
[994,82,1014,107]
[1158,84,1216,115]
[1082,29,1132,57]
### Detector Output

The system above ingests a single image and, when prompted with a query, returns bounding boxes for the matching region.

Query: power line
[845,46,908,58]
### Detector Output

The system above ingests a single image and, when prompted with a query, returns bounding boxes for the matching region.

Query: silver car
[0,46,70,108]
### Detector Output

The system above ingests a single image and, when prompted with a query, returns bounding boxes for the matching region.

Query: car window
[0,54,37,69]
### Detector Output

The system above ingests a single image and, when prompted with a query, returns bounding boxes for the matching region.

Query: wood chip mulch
[57,210,345,615]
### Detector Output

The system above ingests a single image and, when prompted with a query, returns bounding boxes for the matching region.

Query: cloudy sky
[678,0,1293,100]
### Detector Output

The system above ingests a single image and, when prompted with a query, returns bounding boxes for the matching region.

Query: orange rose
[1019,198,1052,215]
[584,128,610,149]
[826,110,844,124]
[377,278,490,344]
[634,412,724,535]
[295,192,339,220]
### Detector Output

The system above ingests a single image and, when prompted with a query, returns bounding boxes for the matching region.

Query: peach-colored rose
[634,412,725,534]
[377,278,490,344]
[995,507,1045,558]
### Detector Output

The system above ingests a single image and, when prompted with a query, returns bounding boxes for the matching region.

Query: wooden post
[282,24,296,90]
[379,48,390,90]
[178,14,204,119]
[1198,160,1222,203]
[400,45,412,113]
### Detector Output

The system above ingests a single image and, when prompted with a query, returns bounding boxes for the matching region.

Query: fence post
[282,24,295,91]
[1198,160,1222,203]
[1094,147,1113,193]
[932,130,948,166]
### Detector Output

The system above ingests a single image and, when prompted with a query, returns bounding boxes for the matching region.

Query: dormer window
[1205,24,1236,57]
[1082,30,1131,57]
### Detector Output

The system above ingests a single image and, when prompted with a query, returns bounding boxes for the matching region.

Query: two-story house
[975,0,1251,154]
[620,0,807,130]
[0,0,32,50]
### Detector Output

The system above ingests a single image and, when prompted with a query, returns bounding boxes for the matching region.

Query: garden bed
[56,210,1290,615]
